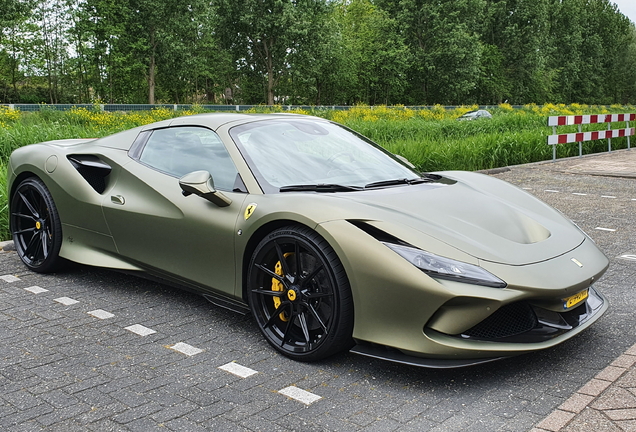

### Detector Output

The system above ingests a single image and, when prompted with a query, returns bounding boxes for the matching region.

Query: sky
[613,0,636,24]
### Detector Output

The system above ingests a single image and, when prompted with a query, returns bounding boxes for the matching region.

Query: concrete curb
[0,240,15,251]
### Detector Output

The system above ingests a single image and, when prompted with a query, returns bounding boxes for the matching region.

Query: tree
[0,0,32,102]
[215,0,332,105]
[378,0,485,105]
[331,0,410,105]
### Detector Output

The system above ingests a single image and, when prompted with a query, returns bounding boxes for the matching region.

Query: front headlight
[383,243,507,288]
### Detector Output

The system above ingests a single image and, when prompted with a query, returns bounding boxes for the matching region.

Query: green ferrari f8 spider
[8,113,609,367]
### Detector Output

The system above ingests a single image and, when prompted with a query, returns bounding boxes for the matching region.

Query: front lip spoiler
[349,344,507,368]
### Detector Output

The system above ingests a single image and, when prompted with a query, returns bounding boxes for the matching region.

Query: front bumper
[350,287,607,368]
[453,286,605,343]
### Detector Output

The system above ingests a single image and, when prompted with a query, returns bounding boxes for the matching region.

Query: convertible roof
[95,113,326,151]
[166,112,325,131]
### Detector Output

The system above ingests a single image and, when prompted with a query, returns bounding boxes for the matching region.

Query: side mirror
[395,154,416,169]
[179,171,232,207]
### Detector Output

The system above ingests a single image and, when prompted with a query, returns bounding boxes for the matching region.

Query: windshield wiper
[364,177,430,189]
[280,184,364,193]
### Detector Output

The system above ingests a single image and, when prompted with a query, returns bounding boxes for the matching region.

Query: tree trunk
[148,29,156,104]
[264,38,275,105]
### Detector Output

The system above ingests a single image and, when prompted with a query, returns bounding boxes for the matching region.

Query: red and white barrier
[548,113,636,126]
[547,113,634,161]
[547,127,635,145]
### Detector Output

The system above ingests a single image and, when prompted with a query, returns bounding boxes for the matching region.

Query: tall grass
[0,103,634,240]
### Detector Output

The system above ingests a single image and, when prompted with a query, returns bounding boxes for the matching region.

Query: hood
[330,175,584,266]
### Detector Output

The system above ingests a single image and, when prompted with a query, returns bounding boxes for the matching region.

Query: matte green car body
[7,113,609,367]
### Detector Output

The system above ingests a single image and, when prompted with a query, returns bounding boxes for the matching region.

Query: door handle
[111,195,125,205]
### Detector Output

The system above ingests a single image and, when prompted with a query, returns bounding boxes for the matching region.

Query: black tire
[247,225,354,362]
[10,177,64,273]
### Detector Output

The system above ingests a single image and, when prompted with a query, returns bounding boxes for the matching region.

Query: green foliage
[215,0,333,105]
[1,0,636,104]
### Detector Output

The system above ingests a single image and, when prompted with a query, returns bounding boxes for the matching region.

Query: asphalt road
[1,151,635,431]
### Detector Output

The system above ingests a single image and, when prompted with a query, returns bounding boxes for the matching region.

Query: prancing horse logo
[244,203,257,220]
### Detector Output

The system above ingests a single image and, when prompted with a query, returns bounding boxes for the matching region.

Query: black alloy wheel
[247,225,354,361]
[10,177,64,273]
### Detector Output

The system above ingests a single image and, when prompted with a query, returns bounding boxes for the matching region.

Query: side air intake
[67,155,112,194]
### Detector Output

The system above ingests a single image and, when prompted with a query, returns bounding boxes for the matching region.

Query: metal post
[607,122,612,153]
[627,121,631,150]
[552,125,557,162]
[578,124,582,157]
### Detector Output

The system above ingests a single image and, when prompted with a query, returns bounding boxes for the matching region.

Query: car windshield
[230,118,421,193]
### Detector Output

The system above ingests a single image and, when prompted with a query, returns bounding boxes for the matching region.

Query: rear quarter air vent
[67,155,112,194]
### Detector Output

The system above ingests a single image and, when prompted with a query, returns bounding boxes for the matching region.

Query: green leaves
[0,0,635,104]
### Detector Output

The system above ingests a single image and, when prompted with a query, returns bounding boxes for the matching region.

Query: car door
[101,126,248,296]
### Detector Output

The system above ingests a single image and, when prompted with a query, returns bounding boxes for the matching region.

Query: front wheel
[247,225,353,362]
[10,177,64,273]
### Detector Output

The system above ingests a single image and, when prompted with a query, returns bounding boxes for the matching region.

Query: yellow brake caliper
[272,253,292,322]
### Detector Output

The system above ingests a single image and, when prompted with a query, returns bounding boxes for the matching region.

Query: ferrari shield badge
[244,203,257,220]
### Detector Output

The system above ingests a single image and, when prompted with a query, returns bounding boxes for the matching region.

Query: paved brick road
[1,150,635,431]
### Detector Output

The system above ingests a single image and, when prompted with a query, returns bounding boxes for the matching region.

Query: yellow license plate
[563,289,588,309]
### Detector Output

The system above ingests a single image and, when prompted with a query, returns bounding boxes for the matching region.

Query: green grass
[341,112,632,171]
[0,106,633,241]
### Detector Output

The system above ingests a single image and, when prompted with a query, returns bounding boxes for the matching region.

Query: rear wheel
[247,225,353,361]
[10,177,64,273]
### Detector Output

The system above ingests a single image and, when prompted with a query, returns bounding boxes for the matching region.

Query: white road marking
[54,297,79,306]
[88,309,115,319]
[279,386,322,405]
[1,275,21,283]
[522,187,532,190]
[595,227,616,232]
[545,190,559,193]
[218,362,258,378]
[572,193,587,196]
[619,255,636,261]
[169,342,203,356]
[601,195,616,199]
[124,324,156,336]
[24,286,48,294]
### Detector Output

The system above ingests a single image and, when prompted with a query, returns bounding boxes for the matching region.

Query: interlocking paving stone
[558,393,595,413]
[535,410,576,432]
[124,324,157,336]
[613,354,636,369]
[578,379,613,397]
[53,297,79,306]
[218,362,258,378]
[169,342,203,356]
[87,309,115,319]
[278,386,322,405]
[596,365,628,381]
[23,286,48,294]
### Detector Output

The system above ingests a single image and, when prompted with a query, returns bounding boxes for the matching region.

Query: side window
[138,126,239,191]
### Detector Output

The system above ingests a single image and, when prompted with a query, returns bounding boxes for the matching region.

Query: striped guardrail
[547,114,635,161]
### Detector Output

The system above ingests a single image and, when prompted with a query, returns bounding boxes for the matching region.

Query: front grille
[461,302,537,340]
